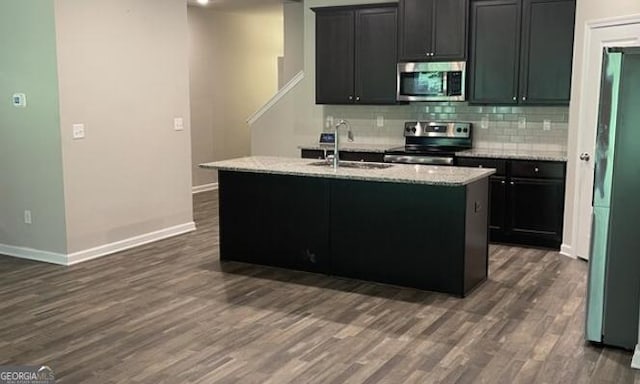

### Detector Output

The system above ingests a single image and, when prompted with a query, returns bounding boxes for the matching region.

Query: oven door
[397,62,466,102]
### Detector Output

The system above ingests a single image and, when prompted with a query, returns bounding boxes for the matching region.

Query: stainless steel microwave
[397,61,466,102]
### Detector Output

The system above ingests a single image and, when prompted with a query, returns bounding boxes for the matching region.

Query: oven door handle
[383,154,454,165]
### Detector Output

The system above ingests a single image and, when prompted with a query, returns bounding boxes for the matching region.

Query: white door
[574,21,640,260]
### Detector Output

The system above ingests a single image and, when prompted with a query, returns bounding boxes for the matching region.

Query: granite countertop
[456,148,568,162]
[200,156,495,186]
[299,143,396,153]
[300,143,567,161]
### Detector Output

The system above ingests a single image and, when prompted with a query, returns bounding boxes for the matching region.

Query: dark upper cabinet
[398,0,468,61]
[519,0,576,104]
[468,0,575,104]
[315,5,398,105]
[468,0,521,104]
[315,10,355,104]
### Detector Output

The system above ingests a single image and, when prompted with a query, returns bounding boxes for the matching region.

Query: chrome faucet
[328,119,354,169]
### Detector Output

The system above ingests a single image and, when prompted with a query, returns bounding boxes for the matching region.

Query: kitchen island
[200,156,495,296]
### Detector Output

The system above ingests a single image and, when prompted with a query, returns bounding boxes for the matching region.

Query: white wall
[0,0,68,255]
[283,1,304,84]
[251,0,395,157]
[54,0,194,254]
[562,1,640,255]
[188,6,283,187]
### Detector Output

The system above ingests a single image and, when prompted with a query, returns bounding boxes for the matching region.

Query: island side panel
[218,170,331,274]
[329,178,467,295]
[463,177,490,296]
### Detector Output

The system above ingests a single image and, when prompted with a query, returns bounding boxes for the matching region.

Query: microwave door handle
[442,72,448,96]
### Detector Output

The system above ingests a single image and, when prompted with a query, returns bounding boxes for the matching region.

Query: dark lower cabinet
[218,171,330,274]
[314,4,398,105]
[489,176,507,233]
[457,157,566,249]
[217,170,490,296]
[509,178,565,245]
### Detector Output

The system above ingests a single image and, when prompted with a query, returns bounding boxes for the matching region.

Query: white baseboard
[67,222,196,265]
[192,183,218,194]
[0,243,68,265]
[632,345,640,370]
[560,243,576,259]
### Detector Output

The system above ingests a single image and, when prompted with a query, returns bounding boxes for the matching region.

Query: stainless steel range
[384,121,472,165]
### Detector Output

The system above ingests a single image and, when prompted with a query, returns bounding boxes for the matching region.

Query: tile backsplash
[324,102,569,152]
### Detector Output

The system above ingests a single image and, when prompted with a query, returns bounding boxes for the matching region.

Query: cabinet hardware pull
[348,96,353,101]
[512,96,517,101]
[501,180,505,185]
[510,181,515,185]
[356,96,360,101]
[534,167,539,172]
[522,96,527,101]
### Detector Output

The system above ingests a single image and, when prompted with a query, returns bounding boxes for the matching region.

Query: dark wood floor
[1,191,638,383]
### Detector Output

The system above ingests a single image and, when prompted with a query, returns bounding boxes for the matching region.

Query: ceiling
[187,0,290,13]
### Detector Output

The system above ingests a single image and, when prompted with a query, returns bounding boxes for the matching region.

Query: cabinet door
[509,178,564,246]
[219,171,331,273]
[490,176,507,233]
[432,0,468,60]
[355,7,398,104]
[468,0,521,104]
[519,0,575,104]
[316,10,355,104]
[398,0,434,61]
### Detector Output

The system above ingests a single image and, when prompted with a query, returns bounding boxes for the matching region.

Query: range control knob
[456,127,462,133]
[405,127,411,133]
[411,127,417,133]
[463,128,468,133]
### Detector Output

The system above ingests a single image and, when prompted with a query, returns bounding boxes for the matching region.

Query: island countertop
[200,156,495,186]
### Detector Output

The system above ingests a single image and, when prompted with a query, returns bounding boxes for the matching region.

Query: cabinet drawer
[301,149,330,159]
[456,157,506,176]
[511,160,565,179]
[339,151,385,163]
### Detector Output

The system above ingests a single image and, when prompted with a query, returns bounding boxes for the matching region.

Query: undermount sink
[307,160,394,170]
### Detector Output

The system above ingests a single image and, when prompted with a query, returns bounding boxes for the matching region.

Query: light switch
[376,115,384,128]
[543,120,552,131]
[326,116,334,129]
[72,124,85,139]
[174,117,184,131]
[12,93,26,107]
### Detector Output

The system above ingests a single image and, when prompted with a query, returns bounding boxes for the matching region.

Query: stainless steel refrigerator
[586,47,640,349]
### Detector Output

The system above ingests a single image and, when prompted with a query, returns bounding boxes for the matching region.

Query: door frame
[564,14,640,260]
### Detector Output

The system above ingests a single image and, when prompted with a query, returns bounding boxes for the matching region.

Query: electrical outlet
[543,119,552,131]
[481,115,489,129]
[24,210,32,224]
[72,124,85,139]
[518,116,527,129]
[326,116,334,129]
[173,117,184,131]
[376,115,384,128]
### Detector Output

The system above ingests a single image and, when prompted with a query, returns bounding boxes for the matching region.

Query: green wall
[0,0,67,254]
